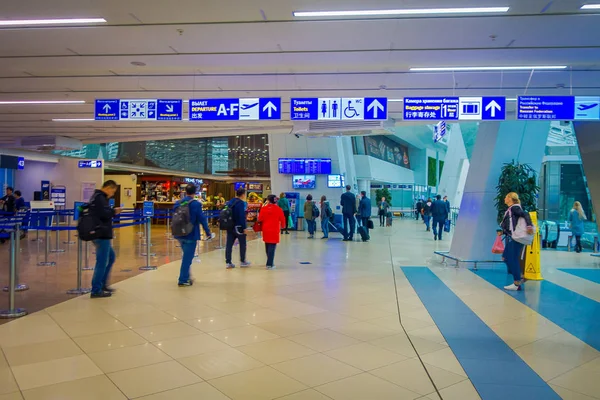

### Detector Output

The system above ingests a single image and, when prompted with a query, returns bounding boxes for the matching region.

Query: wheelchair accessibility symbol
[342,98,364,120]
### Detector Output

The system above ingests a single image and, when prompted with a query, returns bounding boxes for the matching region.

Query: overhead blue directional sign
[78,160,103,168]
[188,98,281,121]
[95,99,183,121]
[518,96,600,120]
[290,97,387,121]
[404,97,505,121]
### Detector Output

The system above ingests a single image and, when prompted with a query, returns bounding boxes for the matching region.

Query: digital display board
[327,175,344,188]
[278,158,332,174]
[292,175,316,189]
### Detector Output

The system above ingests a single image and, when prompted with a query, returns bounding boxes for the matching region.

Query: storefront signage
[248,183,263,191]
[291,97,387,121]
[188,98,281,121]
[404,97,505,121]
[95,99,183,121]
[517,96,600,120]
[183,178,203,185]
[78,160,103,168]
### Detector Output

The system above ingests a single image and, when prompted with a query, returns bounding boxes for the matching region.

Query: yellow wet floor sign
[522,211,543,281]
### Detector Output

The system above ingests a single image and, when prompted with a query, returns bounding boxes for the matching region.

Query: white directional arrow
[485,100,502,117]
[103,104,111,113]
[367,99,384,119]
[166,104,174,112]
[263,101,277,118]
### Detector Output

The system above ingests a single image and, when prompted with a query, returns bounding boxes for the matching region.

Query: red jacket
[258,203,286,244]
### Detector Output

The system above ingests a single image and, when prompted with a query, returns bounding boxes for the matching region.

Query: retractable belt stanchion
[215,228,224,250]
[67,238,92,295]
[38,215,56,266]
[0,230,28,318]
[31,210,42,242]
[63,214,75,245]
[82,241,93,270]
[50,210,65,253]
[139,217,157,270]
[3,225,29,292]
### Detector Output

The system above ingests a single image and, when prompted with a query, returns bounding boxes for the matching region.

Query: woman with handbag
[257,195,286,270]
[500,192,535,291]
[569,201,586,253]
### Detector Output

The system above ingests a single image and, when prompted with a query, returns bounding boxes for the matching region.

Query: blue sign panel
[575,97,600,120]
[481,97,506,120]
[518,96,575,120]
[404,97,459,120]
[17,157,25,170]
[78,160,103,168]
[290,97,387,121]
[143,201,154,217]
[95,99,120,120]
[433,121,446,143]
[189,98,281,121]
[156,99,183,120]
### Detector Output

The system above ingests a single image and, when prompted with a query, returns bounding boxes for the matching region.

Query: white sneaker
[266,265,276,270]
[503,283,521,291]
[205,232,216,241]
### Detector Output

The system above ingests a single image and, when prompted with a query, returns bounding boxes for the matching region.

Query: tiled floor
[0,218,598,399]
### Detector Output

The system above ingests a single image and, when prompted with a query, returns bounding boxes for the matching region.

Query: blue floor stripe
[402,267,560,400]
[473,268,600,352]
[558,268,600,284]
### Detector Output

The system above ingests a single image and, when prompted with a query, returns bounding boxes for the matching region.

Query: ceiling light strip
[0,18,106,27]
[0,100,86,105]
[52,118,94,122]
[410,66,567,72]
[293,7,509,17]
[581,4,600,9]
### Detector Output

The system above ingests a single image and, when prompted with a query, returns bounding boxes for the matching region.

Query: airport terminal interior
[1,1,600,399]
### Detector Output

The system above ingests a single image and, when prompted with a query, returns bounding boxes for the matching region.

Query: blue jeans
[178,239,197,283]
[91,239,115,294]
[321,218,330,238]
[503,237,524,282]
[432,219,445,239]
[307,219,317,235]
[424,215,431,230]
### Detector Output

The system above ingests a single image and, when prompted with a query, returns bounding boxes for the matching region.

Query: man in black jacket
[415,199,423,220]
[225,188,251,269]
[431,195,449,241]
[340,185,357,241]
[90,180,121,298]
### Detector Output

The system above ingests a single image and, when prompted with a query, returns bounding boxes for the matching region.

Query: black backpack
[312,202,320,219]
[219,200,236,231]
[172,200,195,237]
[76,201,100,241]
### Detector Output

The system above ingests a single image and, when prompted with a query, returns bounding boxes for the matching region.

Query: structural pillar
[438,124,469,207]
[573,122,600,232]
[449,121,550,262]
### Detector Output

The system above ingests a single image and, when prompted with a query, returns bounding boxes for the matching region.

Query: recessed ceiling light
[293,7,509,17]
[389,99,404,102]
[0,18,106,27]
[130,61,146,66]
[581,4,600,9]
[0,100,85,105]
[410,66,567,71]
[52,118,94,122]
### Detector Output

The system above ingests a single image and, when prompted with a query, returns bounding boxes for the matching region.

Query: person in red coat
[258,194,286,270]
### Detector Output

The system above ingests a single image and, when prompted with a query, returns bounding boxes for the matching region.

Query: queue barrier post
[67,238,92,295]
[38,216,56,267]
[0,229,28,319]
[214,228,224,250]
[3,225,29,293]
[31,210,42,242]
[82,241,94,270]
[50,211,65,253]
[64,214,75,244]
[139,217,157,270]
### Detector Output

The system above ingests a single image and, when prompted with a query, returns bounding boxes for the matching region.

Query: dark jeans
[265,243,277,267]
[432,219,445,239]
[321,218,330,238]
[226,230,247,264]
[283,210,290,232]
[416,210,422,220]
[307,219,317,236]
[379,212,385,226]
[91,239,115,294]
[178,239,197,283]
[360,217,370,235]
[575,235,582,252]
[343,213,356,240]
[423,215,431,230]
[503,237,524,282]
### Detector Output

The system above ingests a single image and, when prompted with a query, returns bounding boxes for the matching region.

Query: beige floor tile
[435,380,481,400]
[162,304,223,320]
[297,311,360,328]
[371,359,466,395]
[231,308,290,324]
[365,315,406,331]
[20,375,126,400]
[315,373,421,400]
[73,329,147,353]
[370,334,419,358]
[325,342,407,371]
[11,354,103,391]
[335,306,394,321]
[88,342,171,373]
[2,338,82,367]
[115,311,179,329]
[0,393,23,400]
[58,318,129,338]
[515,334,598,368]
[490,315,563,349]
[407,336,449,356]
[0,352,8,370]
[209,300,264,314]
[330,321,397,341]
[179,348,264,380]
[549,358,600,398]
[255,318,320,337]
[108,360,202,398]
[153,333,230,359]
[276,389,333,400]
[549,384,598,400]
[209,366,306,400]
[515,349,580,381]
[185,314,250,333]
[0,314,68,348]
[134,321,202,341]
[420,348,467,377]
[209,325,280,347]
[288,329,359,352]
[272,353,361,387]
[407,326,446,344]
[0,368,19,395]
[237,338,315,364]
[136,382,230,400]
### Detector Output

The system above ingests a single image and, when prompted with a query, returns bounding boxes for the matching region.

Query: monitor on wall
[327,175,343,188]
[292,175,316,189]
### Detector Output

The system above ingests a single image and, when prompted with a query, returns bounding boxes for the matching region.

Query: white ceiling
[0,0,599,145]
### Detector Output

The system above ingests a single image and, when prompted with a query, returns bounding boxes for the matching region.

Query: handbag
[252,221,262,233]
[508,206,535,245]
[444,219,451,232]
[367,219,374,230]
[287,215,294,229]
[492,235,505,254]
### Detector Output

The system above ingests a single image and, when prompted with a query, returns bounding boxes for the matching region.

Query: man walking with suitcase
[358,191,372,241]
[340,185,357,242]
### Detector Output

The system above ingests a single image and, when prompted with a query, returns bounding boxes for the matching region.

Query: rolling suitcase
[444,219,451,233]
[357,225,370,242]
[386,212,392,227]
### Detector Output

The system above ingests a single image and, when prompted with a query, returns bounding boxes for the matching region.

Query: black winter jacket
[89,190,115,239]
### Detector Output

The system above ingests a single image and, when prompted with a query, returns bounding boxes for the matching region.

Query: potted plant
[494,161,539,224]
[375,188,392,207]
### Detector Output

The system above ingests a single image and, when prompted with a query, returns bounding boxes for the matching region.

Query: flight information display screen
[278,158,332,174]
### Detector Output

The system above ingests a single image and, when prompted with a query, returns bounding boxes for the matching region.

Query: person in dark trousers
[14,190,25,211]
[278,192,290,234]
[225,188,251,269]
[340,185,357,241]
[89,180,121,298]
[320,195,332,239]
[173,184,214,286]
[569,201,586,253]
[358,191,372,237]
[303,194,316,239]
[501,192,534,291]
[423,198,432,231]
[430,195,449,241]
[258,195,286,269]
[415,199,423,220]
[378,196,390,227]
[0,187,15,214]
